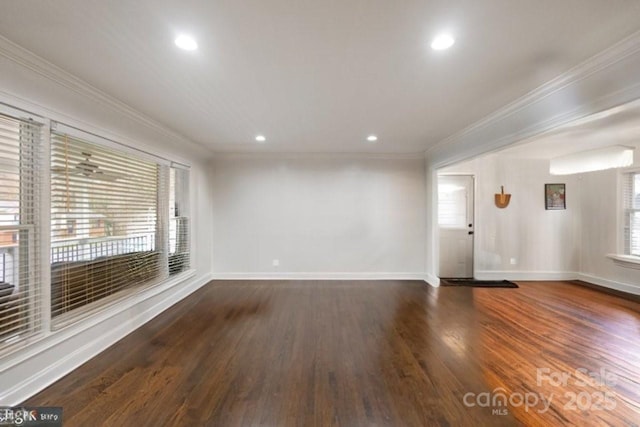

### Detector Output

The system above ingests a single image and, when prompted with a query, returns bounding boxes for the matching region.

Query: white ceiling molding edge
[3,28,640,164]
[0,34,209,156]
[426,29,640,169]
[210,151,426,161]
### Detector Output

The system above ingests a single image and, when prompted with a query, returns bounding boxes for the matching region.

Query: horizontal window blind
[0,112,41,346]
[438,183,467,228]
[623,172,640,257]
[169,166,190,275]
[51,132,169,318]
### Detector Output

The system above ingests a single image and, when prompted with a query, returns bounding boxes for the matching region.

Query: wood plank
[25,280,640,426]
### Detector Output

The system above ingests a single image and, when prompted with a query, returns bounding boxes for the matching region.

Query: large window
[0,105,191,352]
[49,130,191,320]
[0,112,42,344]
[623,172,640,257]
[50,131,171,319]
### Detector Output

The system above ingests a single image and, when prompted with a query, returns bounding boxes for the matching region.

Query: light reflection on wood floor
[27,280,640,426]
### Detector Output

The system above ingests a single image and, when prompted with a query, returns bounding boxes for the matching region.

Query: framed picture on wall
[545,183,566,210]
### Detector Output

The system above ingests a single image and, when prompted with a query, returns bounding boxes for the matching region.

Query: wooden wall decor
[495,186,511,208]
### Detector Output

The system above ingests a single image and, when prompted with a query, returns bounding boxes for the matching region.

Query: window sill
[51,268,196,330]
[606,254,640,270]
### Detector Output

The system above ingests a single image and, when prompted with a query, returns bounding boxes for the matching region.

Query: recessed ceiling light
[431,34,455,50]
[367,135,378,142]
[255,135,267,142]
[175,34,198,51]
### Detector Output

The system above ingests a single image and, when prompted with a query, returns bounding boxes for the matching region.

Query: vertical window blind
[623,172,640,257]
[50,131,170,319]
[0,112,41,344]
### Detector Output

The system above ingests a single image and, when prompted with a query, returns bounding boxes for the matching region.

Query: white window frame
[623,170,640,256]
[0,100,195,355]
[0,102,51,354]
[609,168,640,269]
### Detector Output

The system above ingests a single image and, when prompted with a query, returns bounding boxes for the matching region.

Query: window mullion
[157,165,170,279]
[40,119,52,334]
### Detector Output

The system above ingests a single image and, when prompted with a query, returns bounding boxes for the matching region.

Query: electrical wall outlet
[510,258,517,265]
[272,259,279,267]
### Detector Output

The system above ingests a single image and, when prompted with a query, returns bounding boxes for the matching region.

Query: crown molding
[426,29,640,161]
[209,150,426,161]
[0,34,210,156]
[4,28,639,163]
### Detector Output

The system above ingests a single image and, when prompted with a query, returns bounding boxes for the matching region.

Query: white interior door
[438,175,474,278]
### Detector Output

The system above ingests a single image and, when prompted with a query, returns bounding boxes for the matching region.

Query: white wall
[578,166,640,294]
[440,155,580,280]
[210,155,426,278]
[0,39,214,405]
[424,32,640,283]
[439,151,640,294]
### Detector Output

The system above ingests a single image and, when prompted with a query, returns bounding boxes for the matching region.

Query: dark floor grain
[26,280,640,426]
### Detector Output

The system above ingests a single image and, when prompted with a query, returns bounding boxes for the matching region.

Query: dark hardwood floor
[26,280,640,426]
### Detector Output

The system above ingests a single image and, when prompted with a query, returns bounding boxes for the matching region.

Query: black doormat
[440,279,518,288]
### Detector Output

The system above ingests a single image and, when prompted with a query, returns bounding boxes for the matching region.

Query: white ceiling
[498,101,640,159]
[2,0,640,154]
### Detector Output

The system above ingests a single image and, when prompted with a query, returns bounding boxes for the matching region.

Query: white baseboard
[577,273,640,296]
[474,270,578,281]
[210,272,427,281]
[473,270,640,297]
[424,273,440,287]
[0,272,212,406]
